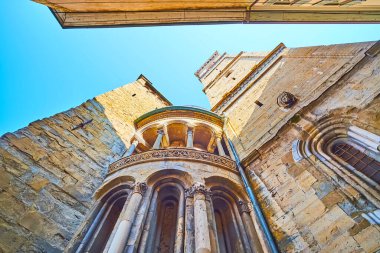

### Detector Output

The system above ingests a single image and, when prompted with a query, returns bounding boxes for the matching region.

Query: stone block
[309,205,356,245]
[353,226,380,253]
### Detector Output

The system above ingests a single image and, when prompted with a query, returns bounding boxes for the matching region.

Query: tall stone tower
[0,41,380,253]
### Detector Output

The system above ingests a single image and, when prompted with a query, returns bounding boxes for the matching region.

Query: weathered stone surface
[201,42,380,252]
[0,76,170,252]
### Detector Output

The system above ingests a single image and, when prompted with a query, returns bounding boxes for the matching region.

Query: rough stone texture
[0,76,170,252]
[200,41,380,252]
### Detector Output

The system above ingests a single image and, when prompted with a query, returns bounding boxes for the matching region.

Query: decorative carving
[277,91,297,109]
[108,148,237,175]
[133,182,147,195]
[185,183,212,198]
[238,200,253,214]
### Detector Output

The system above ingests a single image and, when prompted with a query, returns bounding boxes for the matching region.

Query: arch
[205,176,247,201]
[299,116,380,207]
[146,168,193,188]
[139,178,186,253]
[72,186,132,253]
[95,175,135,199]
[205,176,264,253]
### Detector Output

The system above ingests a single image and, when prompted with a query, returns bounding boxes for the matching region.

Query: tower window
[332,142,380,184]
[255,100,263,107]
[225,70,233,78]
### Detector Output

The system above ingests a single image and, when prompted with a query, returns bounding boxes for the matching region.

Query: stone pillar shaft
[153,130,164,149]
[216,136,226,157]
[187,183,212,253]
[124,140,138,157]
[186,128,194,148]
[106,183,147,253]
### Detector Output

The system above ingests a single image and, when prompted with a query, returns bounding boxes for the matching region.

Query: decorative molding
[362,209,380,225]
[108,148,237,175]
[292,140,304,162]
[300,116,380,208]
[134,106,223,129]
[238,200,253,214]
[133,182,147,195]
[212,43,286,113]
[277,91,297,109]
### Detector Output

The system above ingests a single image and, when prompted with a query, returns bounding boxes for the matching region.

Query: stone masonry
[197,41,380,252]
[0,76,170,252]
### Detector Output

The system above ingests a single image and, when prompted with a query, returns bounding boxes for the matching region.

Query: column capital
[157,129,165,135]
[185,183,212,198]
[237,200,253,214]
[215,132,223,139]
[132,139,139,145]
[133,182,148,195]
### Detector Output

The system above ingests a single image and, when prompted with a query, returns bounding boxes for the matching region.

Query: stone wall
[203,42,377,160]
[0,76,170,252]
[199,41,380,252]
[241,43,380,252]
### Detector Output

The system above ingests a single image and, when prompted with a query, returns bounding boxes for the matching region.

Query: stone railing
[108,148,237,175]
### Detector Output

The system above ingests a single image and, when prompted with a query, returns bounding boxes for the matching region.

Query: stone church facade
[0,41,380,253]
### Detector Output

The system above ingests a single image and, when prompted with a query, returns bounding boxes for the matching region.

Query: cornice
[211,43,286,112]
[134,106,223,129]
[195,51,220,79]
[108,148,237,175]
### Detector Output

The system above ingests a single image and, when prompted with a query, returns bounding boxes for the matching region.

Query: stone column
[174,187,185,253]
[186,183,212,253]
[238,200,264,253]
[215,135,226,157]
[124,140,138,157]
[106,182,147,253]
[153,130,164,149]
[186,128,194,148]
[184,191,195,253]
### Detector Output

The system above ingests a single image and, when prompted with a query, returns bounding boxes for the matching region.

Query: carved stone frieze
[238,200,253,214]
[133,182,148,195]
[108,148,237,175]
[277,91,297,109]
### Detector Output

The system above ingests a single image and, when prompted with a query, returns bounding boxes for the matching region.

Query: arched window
[331,142,380,185]
[141,182,185,253]
[212,197,244,253]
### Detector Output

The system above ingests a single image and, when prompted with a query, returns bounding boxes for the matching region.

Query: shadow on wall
[227,42,380,251]
[0,98,130,252]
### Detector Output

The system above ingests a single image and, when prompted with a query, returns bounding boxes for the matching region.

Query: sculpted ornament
[133,182,148,195]
[108,148,237,174]
[238,200,253,214]
[185,183,212,198]
[277,91,297,109]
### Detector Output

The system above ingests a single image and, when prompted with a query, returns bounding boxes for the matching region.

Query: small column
[238,200,265,253]
[153,129,164,149]
[215,135,226,156]
[124,140,138,157]
[186,128,194,148]
[186,183,212,253]
[107,182,147,253]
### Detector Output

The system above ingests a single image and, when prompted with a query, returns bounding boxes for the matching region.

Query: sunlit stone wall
[0,76,170,252]
[198,41,380,252]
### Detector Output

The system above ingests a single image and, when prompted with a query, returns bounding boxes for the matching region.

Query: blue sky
[0,2,379,135]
